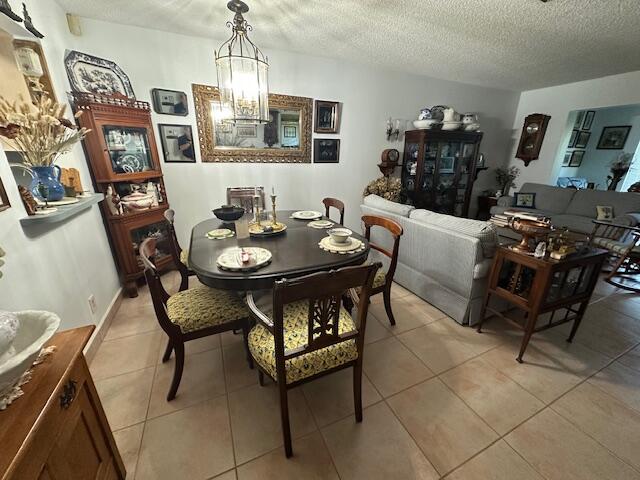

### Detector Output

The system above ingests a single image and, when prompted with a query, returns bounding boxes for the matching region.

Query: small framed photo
[152,89,188,116]
[283,125,297,138]
[158,124,196,163]
[314,100,340,133]
[569,150,585,167]
[582,110,595,130]
[439,156,455,174]
[0,176,10,212]
[568,129,578,148]
[575,131,591,149]
[574,111,585,129]
[562,151,572,166]
[236,125,257,138]
[597,126,631,150]
[314,138,340,163]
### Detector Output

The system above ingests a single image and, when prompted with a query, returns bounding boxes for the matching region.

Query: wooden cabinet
[0,326,125,480]
[401,129,483,217]
[478,247,607,362]
[71,92,172,297]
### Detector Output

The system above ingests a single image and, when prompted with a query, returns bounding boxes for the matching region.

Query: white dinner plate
[292,210,322,220]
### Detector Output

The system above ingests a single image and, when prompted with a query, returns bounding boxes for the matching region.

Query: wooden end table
[476,195,498,220]
[477,246,607,362]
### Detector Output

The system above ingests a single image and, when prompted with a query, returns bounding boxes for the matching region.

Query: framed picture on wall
[575,131,591,149]
[562,151,572,166]
[152,88,188,116]
[574,111,585,129]
[568,129,578,148]
[314,100,340,133]
[158,124,196,163]
[582,110,595,130]
[569,150,585,167]
[597,126,631,150]
[0,176,10,212]
[313,139,340,163]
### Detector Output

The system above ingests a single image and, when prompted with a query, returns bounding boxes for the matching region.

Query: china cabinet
[71,92,172,297]
[400,129,483,217]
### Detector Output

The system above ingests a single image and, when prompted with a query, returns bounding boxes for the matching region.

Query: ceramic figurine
[418,108,432,120]
[105,185,120,215]
[147,181,159,207]
[534,241,547,258]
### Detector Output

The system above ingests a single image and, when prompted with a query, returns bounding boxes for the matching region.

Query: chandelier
[215,0,269,124]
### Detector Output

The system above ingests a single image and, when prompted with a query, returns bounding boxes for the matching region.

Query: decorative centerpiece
[0,95,90,202]
[248,187,286,236]
[509,216,552,253]
[607,153,632,191]
[363,177,401,202]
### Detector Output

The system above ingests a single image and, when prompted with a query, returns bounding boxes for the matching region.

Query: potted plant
[607,152,633,191]
[0,95,90,201]
[495,166,520,196]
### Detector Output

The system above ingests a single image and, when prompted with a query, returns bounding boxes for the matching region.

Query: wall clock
[378,148,399,177]
[516,113,551,166]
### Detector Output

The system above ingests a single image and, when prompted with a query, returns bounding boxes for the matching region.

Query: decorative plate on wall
[64,50,135,98]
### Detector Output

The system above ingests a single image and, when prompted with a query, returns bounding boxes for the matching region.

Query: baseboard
[84,288,123,365]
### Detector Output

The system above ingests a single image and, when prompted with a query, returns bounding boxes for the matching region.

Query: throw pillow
[514,192,536,209]
[596,205,614,221]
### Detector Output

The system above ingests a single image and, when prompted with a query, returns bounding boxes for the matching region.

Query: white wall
[0,0,120,329]
[68,18,520,243]
[507,70,640,187]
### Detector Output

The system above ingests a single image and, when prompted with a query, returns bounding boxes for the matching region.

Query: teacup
[328,227,352,244]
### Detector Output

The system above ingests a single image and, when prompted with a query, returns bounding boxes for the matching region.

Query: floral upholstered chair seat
[248,300,358,384]
[166,285,248,333]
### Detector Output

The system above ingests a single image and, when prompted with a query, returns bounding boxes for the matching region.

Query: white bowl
[441,121,463,131]
[0,311,60,396]
[413,119,440,129]
[327,227,352,244]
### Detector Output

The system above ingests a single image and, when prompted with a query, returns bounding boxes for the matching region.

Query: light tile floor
[90,272,640,479]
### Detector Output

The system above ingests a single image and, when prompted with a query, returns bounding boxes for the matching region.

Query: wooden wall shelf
[19,194,104,227]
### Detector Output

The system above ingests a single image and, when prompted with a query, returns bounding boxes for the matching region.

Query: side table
[477,246,607,362]
[476,195,498,220]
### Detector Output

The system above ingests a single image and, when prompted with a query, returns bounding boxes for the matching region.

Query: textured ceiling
[54,0,640,91]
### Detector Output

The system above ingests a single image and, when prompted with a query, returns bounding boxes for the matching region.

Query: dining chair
[322,197,345,225]
[246,262,381,457]
[164,209,195,291]
[361,214,404,326]
[140,237,253,401]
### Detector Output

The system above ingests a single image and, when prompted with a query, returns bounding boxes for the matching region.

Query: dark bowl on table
[213,205,245,222]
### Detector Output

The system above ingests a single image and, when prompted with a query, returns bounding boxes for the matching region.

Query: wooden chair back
[362,214,403,282]
[270,263,381,376]
[590,220,638,245]
[322,197,345,225]
[139,238,179,335]
[227,186,265,213]
[164,209,190,288]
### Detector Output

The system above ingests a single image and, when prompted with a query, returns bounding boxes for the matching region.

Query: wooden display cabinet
[401,129,483,217]
[71,92,172,297]
[477,246,607,362]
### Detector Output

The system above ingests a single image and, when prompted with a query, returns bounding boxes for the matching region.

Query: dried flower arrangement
[363,177,402,202]
[0,95,90,166]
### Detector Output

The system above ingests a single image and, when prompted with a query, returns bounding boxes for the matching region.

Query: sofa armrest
[496,195,514,207]
[613,213,640,227]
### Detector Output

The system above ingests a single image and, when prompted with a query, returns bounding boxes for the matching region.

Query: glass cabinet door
[434,141,461,213]
[454,143,476,215]
[103,126,155,175]
[131,221,171,267]
[402,142,419,192]
[420,141,438,202]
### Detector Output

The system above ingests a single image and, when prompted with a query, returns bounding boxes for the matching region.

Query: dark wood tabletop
[188,210,370,290]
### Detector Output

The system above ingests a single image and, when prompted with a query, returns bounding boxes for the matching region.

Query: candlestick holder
[270,194,277,226]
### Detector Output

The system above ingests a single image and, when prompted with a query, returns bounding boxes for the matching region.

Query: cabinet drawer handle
[60,380,77,409]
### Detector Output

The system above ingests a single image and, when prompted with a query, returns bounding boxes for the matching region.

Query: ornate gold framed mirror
[192,84,312,163]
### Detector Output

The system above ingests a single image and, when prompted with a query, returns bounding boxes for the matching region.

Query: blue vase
[30,165,65,202]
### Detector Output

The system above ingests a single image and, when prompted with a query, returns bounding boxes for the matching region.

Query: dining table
[188,210,371,291]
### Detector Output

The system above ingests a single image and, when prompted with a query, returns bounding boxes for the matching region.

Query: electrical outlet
[88,294,97,314]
